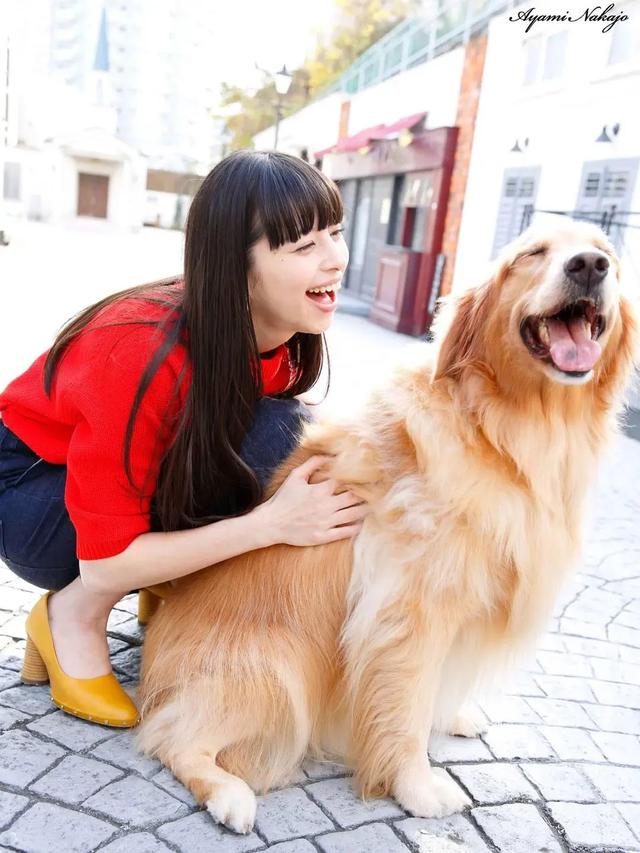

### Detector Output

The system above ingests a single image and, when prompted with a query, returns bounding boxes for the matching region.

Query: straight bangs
[252,155,343,250]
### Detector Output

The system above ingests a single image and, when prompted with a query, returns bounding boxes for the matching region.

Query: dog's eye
[527,246,546,257]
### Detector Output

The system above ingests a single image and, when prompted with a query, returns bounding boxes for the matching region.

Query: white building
[39,0,218,173]
[453,1,640,295]
[1,1,147,230]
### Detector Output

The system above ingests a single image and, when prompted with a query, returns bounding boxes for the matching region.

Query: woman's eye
[295,227,344,252]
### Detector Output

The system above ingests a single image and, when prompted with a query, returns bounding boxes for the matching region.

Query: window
[3,162,20,200]
[608,3,640,64]
[409,23,429,57]
[389,175,405,245]
[362,61,379,87]
[389,172,434,251]
[542,31,567,80]
[575,159,639,250]
[345,74,359,94]
[523,36,542,85]
[523,31,566,85]
[383,43,403,76]
[492,167,541,258]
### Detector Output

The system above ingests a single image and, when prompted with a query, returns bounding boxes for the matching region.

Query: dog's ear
[432,281,496,382]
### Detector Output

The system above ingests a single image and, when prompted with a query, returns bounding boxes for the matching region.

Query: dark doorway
[77,173,109,218]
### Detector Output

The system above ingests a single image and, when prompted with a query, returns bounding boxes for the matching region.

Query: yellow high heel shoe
[137,582,173,626]
[21,592,140,728]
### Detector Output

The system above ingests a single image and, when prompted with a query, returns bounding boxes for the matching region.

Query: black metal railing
[520,206,640,245]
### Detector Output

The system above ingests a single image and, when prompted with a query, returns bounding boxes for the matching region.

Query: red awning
[369,111,426,140]
[314,112,427,160]
[335,123,387,152]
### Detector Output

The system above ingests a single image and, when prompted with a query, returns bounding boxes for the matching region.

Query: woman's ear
[433,280,496,382]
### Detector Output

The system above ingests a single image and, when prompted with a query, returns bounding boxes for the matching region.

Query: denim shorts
[0,397,312,592]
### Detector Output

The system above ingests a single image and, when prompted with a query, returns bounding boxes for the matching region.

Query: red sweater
[0,286,295,560]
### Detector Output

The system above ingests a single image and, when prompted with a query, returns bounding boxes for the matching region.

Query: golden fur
[136,220,639,833]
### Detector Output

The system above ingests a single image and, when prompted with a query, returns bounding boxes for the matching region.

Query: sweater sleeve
[64,324,188,561]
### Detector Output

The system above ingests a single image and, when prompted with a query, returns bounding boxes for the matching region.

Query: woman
[0,150,367,728]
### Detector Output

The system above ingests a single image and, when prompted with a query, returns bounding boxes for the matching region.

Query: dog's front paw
[449,705,487,738]
[394,765,470,818]
[206,778,257,834]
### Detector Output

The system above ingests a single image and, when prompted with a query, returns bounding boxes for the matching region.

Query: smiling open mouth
[520,299,606,376]
[305,283,340,306]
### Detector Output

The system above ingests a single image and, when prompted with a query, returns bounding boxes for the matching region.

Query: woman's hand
[254,455,369,547]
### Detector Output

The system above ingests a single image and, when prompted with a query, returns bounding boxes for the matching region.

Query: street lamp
[273,64,293,151]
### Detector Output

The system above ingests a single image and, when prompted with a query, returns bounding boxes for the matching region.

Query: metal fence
[323,0,518,98]
[520,207,640,246]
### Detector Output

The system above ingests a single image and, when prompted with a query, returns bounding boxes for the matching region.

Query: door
[345,178,373,299]
[77,173,109,218]
[491,167,541,258]
[360,176,395,303]
[575,159,638,251]
[336,179,358,291]
[337,179,357,249]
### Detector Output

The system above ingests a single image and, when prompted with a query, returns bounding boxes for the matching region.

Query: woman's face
[248,220,349,351]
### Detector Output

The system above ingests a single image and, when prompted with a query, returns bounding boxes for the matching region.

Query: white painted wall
[3,141,147,229]
[253,47,465,157]
[347,47,465,133]
[453,3,640,294]
[53,153,146,229]
[253,92,344,157]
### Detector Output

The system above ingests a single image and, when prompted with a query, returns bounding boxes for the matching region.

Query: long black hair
[43,150,344,531]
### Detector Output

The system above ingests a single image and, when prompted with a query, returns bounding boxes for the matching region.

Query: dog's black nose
[564,252,609,288]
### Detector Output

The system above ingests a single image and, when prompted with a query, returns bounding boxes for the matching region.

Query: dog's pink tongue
[547,317,601,372]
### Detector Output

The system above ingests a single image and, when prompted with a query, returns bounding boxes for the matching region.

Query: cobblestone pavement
[1,300,640,849]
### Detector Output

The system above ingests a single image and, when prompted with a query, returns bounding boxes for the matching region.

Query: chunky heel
[21,635,50,684]
[25,592,140,727]
[138,589,162,625]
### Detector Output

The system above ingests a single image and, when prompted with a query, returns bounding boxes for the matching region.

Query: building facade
[39,0,218,173]
[253,1,511,336]
[453,1,640,296]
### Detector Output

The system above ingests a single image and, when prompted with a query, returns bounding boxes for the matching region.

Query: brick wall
[439,34,488,297]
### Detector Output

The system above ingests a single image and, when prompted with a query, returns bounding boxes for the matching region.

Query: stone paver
[1,258,640,852]
[265,841,318,853]
[0,802,115,852]
[0,729,65,787]
[449,762,539,804]
[157,810,264,852]
[395,814,491,851]
[315,822,408,852]
[26,709,117,751]
[83,774,189,827]
[307,775,405,827]
[0,790,29,829]
[472,803,563,852]
[548,802,639,850]
[90,729,161,778]
[100,833,174,852]
[29,754,124,805]
[520,762,600,803]
[255,787,334,843]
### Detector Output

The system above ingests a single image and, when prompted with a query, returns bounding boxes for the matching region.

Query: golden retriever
[135,219,639,834]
